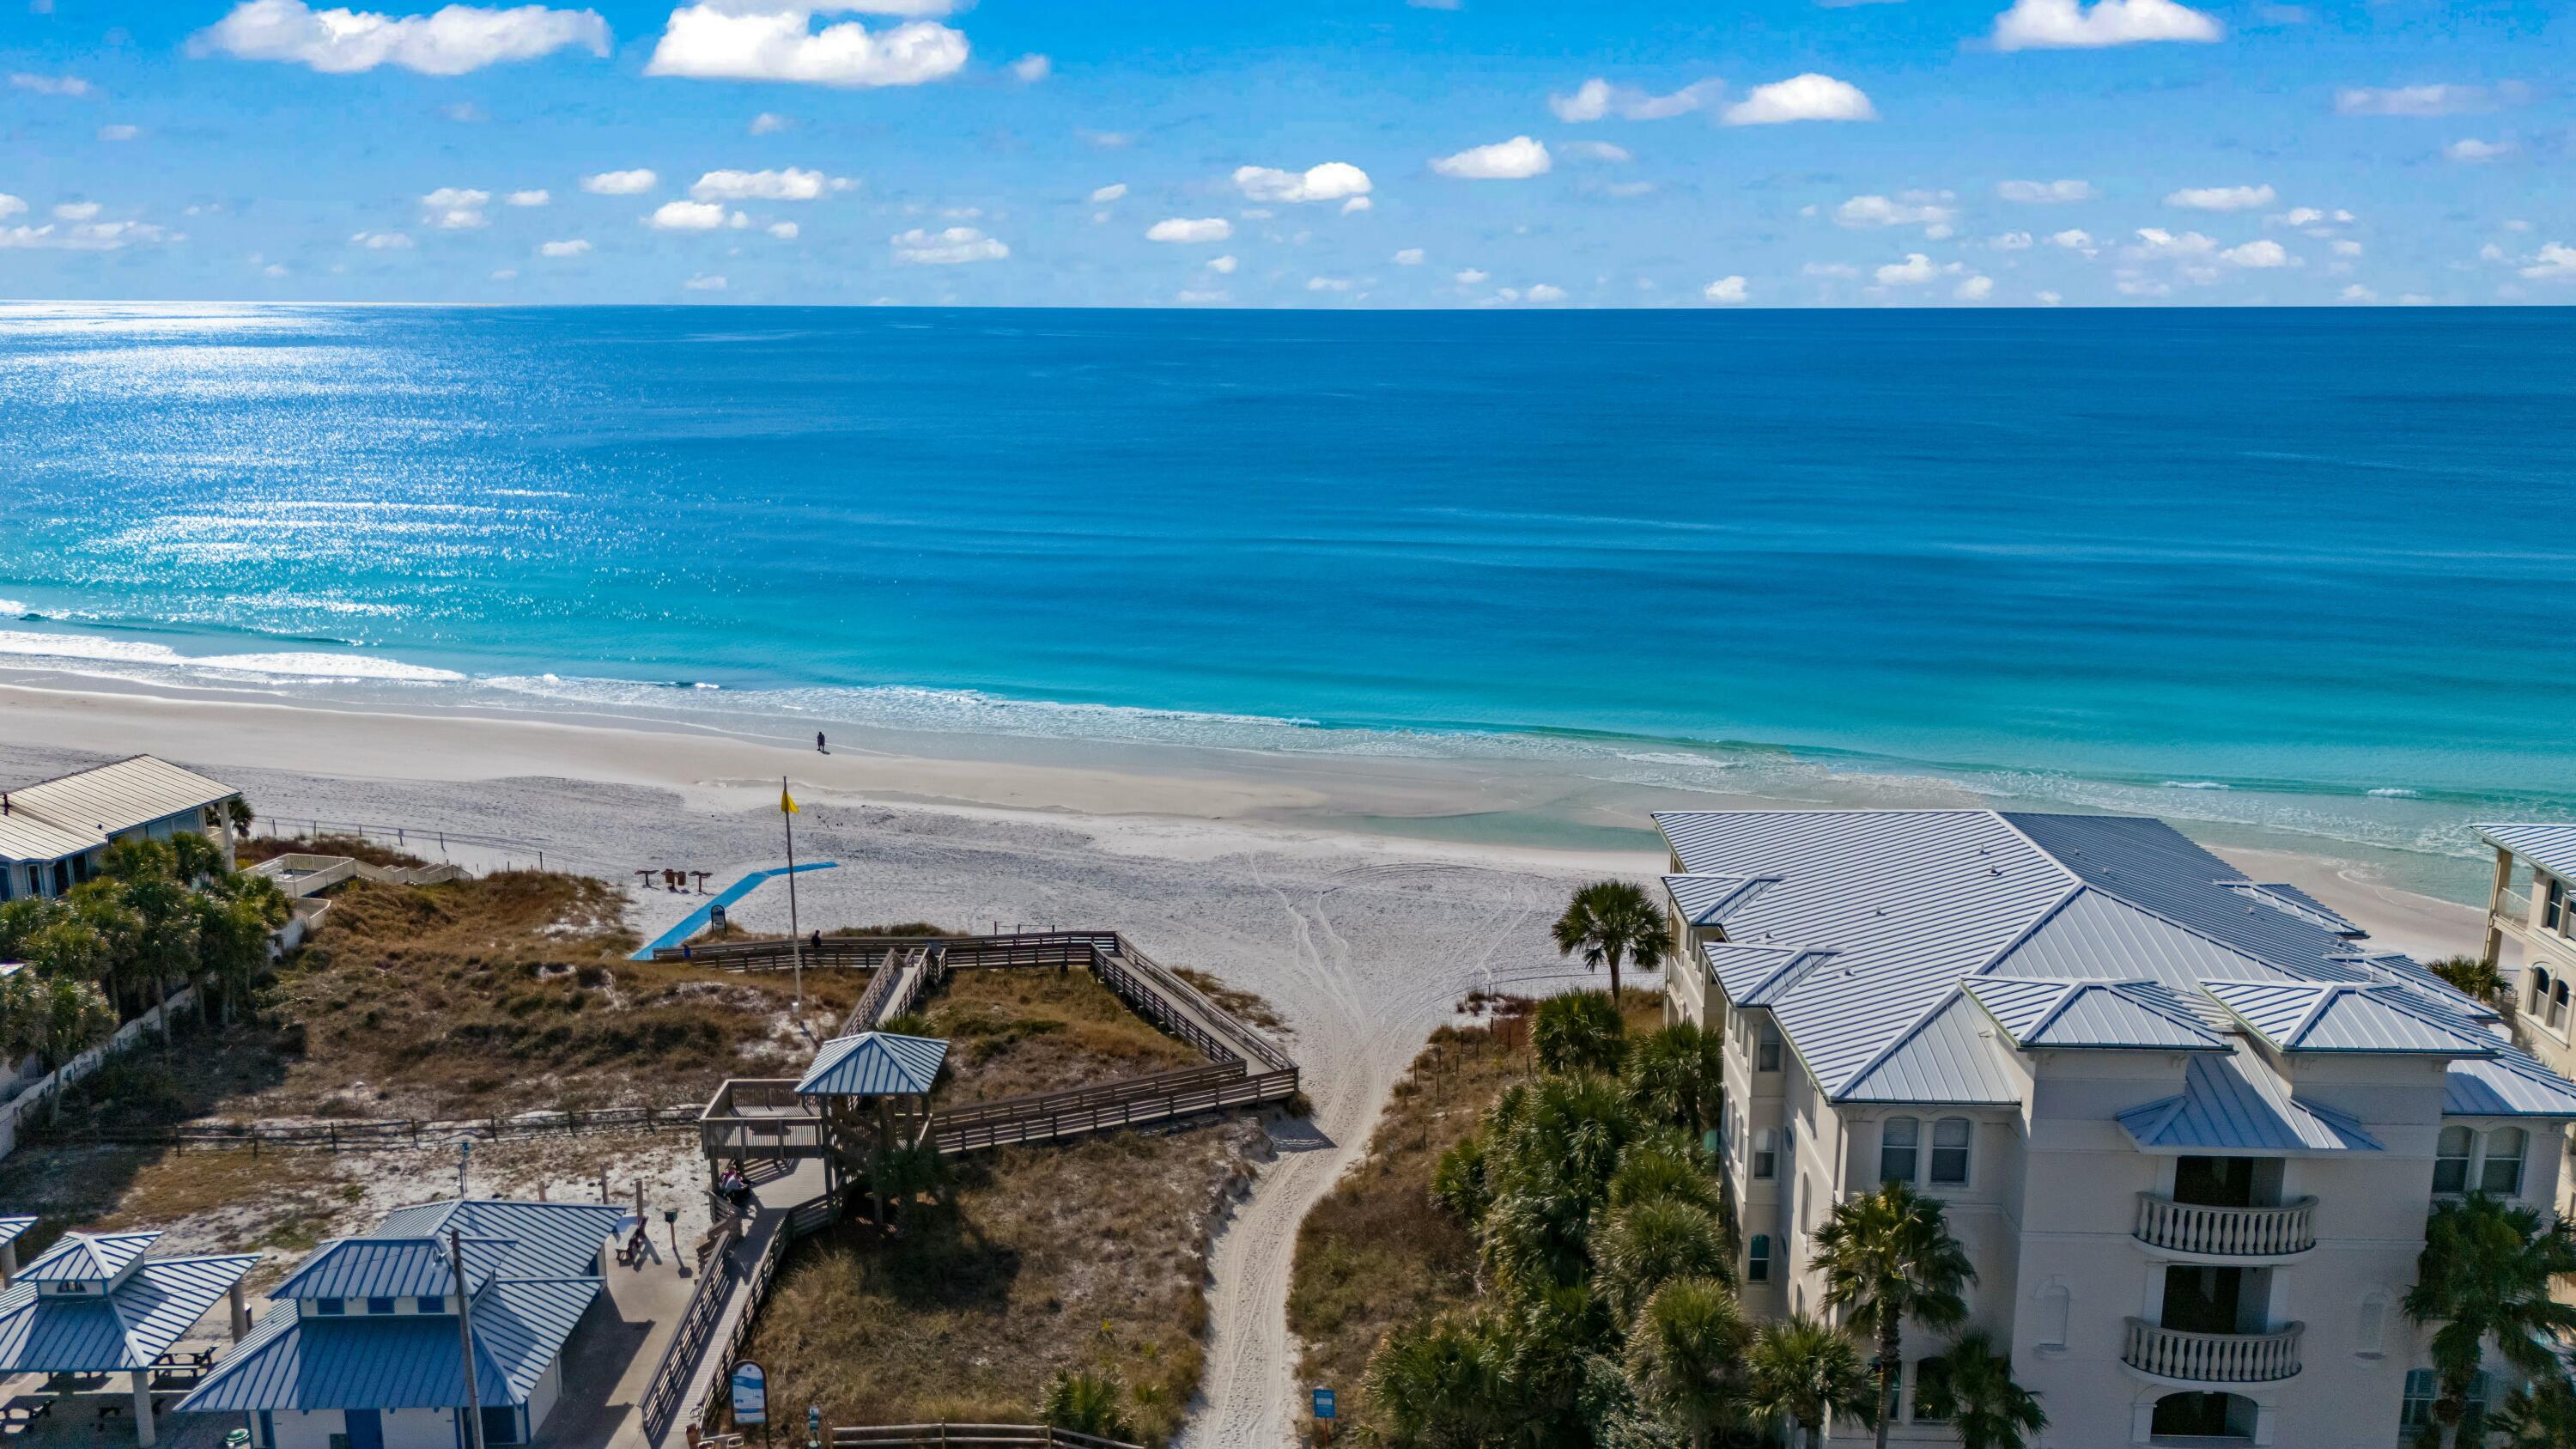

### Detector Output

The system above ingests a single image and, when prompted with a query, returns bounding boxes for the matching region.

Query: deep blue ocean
[2,301,2571,889]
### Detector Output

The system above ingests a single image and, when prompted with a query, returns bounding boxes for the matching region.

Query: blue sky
[1,0,2567,306]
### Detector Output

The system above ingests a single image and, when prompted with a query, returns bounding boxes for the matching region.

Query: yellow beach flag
[781,783,799,814]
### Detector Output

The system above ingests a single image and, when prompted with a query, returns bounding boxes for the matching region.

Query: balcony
[2134,1193,2317,1259]
[2123,1318,2302,1385]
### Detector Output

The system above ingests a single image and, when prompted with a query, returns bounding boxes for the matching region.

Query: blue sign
[729,1362,768,1426]
[1312,1388,1335,1420]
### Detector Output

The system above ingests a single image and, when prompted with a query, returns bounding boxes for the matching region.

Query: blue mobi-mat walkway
[630,861,838,959]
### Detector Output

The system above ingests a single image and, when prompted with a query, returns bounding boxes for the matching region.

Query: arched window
[2354,1290,2389,1358]
[2434,1125,2475,1194]
[2553,977,2569,1032]
[2533,966,2554,1016]
[2482,1128,2528,1196]
[1930,1117,1971,1184]
[1880,1117,1920,1184]
[2034,1282,2070,1350]
[1747,1234,1771,1282]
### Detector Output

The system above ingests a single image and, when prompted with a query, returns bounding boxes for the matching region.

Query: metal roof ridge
[1984,811,2093,892]
[2054,879,2324,986]
[1965,880,2089,979]
[2281,983,2347,1048]
[1828,984,1974,1102]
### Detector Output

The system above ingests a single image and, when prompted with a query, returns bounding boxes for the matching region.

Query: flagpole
[783,775,804,1020]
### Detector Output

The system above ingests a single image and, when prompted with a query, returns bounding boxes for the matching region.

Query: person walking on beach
[817,731,828,755]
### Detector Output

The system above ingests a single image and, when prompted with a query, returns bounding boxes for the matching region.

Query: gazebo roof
[795,1032,948,1098]
[0,1245,254,1372]
[0,1218,33,1251]
[20,1231,157,1286]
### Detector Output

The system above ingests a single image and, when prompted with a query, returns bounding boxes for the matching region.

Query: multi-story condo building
[1654,808,2576,1447]
[2476,823,2576,1086]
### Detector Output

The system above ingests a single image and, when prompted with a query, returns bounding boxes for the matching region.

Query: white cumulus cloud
[2165,184,2275,211]
[9,72,92,96]
[538,238,590,256]
[192,0,609,75]
[507,189,550,206]
[1392,247,1425,265]
[1704,275,1749,303]
[1548,76,1722,122]
[750,111,792,134]
[645,4,968,88]
[1990,0,2221,50]
[349,229,414,249]
[684,272,726,290]
[768,220,799,239]
[1431,136,1550,180]
[1997,178,2095,204]
[1009,52,1048,82]
[2221,238,2295,268]
[1454,268,1488,284]
[691,167,844,201]
[1205,255,1238,274]
[647,200,728,230]
[2445,137,2513,162]
[582,169,657,195]
[1146,216,1232,243]
[1722,74,1875,125]
[1306,276,1352,292]
[1955,275,1995,300]
[1088,183,1127,204]
[2519,243,2576,281]
[891,225,1005,263]
[1233,162,1371,204]
[2334,83,2520,117]
[1876,253,1940,285]
[422,186,490,228]
[2048,228,2098,255]
[1836,193,1956,232]
[97,124,140,142]
[1524,283,1568,302]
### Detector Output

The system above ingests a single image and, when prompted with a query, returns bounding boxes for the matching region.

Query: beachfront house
[1654,807,2576,1446]
[178,1199,626,1449]
[0,755,241,901]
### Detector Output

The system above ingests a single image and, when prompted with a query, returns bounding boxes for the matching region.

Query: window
[1879,1117,1920,1184]
[2482,1128,2528,1196]
[2554,978,2570,1033]
[1912,1355,1953,1423]
[416,1295,443,1313]
[1747,1234,1771,1283]
[2404,1369,2493,1436]
[2034,1282,2071,1350]
[2549,877,2567,933]
[1930,1117,1971,1185]
[1753,1129,1777,1180]
[2534,966,2554,1016]
[366,1296,397,1315]
[314,1298,346,1316]
[1879,1358,1904,1422]
[1757,1022,1783,1073]
[2434,1126,2474,1194]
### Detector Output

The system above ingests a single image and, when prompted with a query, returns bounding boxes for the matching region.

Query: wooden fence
[28,1101,706,1154]
[829,1428,1142,1449]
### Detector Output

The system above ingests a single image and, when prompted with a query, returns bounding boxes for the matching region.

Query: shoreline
[0,676,2489,963]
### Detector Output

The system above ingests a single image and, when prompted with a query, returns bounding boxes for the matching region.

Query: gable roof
[1661,874,1778,928]
[367,1202,622,1283]
[2117,1053,2384,1155]
[1837,990,2023,1105]
[2200,980,2498,1056]
[1965,977,2228,1051]
[176,1277,597,1414]
[0,1253,257,1372]
[2479,823,2576,883]
[0,756,237,863]
[796,1032,949,1098]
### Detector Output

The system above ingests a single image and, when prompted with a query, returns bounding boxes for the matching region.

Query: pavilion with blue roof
[790,1031,947,1227]
[176,1199,623,1449]
[0,1228,256,1446]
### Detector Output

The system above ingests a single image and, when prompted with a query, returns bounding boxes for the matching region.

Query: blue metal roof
[1700,941,1829,1007]
[0,1254,257,1372]
[2200,980,2496,1056]
[2117,1053,2383,1155]
[368,1202,623,1282]
[2231,882,2363,936]
[2479,823,2576,883]
[20,1231,156,1285]
[0,1219,30,1250]
[272,1237,513,1301]
[177,1277,597,1414]
[796,1031,949,1097]
[1965,977,2227,1051]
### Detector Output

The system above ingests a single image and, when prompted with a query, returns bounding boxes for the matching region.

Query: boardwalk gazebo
[791,1032,948,1222]
[0,1217,31,1283]
[0,1230,256,1446]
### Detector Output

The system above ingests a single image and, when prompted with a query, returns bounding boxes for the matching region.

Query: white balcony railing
[2500,886,2534,927]
[2134,1194,2317,1257]
[2123,1318,2302,1384]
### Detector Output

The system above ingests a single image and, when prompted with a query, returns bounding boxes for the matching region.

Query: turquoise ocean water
[2,301,2571,895]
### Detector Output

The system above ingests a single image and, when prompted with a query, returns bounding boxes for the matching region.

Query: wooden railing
[2122,1318,2302,1384]
[831,1428,1141,1449]
[686,1193,840,1437]
[932,1062,1244,1133]
[698,1080,823,1162]
[640,1229,743,1441]
[933,1066,1300,1154]
[2134,1195,2317,1257]
[32,1102,704,1154]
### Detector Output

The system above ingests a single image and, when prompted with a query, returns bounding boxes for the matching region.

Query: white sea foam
[2367,787,2420,798]
[2163,781,2232,791]
[0,600,27,617]
[0,629,460,683]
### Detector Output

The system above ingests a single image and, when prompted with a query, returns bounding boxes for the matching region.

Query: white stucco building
[1656,808,2576,1447]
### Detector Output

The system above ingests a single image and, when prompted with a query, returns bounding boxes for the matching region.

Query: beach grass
[912,965,1209,1105]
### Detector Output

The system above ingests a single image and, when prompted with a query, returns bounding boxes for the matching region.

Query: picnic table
[3,1395,55,1437]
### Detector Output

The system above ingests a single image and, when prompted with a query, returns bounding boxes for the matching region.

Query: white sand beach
[0,679,2493,1443]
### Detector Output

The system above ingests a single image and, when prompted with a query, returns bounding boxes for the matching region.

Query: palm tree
[1625,1021,1725,1140]
[1474,1075,1651,1293]
[2490,1373,2576,1449]
[1932,1329,2045,1449]
[2429,955,2505,1006]
[32,977,113,1122]
[2405,1194,2576,1446]
[1746,1313,1876,1449]
[1814,1183,1975,1449]
[1036,1367,1134,1441]
[1553,880,1673,1003]
[1532,990,1626,1076]
[196,873,290,1026]
[1624,1275,1749,1449]
[1595,1197,1734,1324]
[1364,1314,1507,1448]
